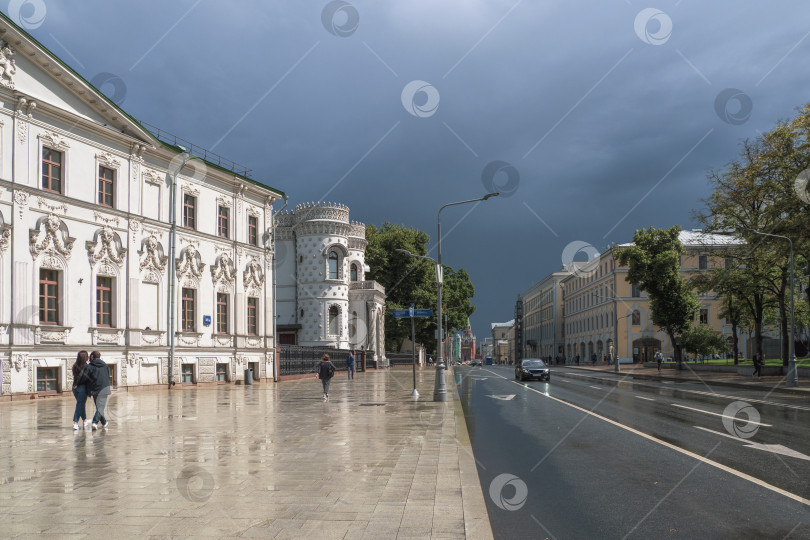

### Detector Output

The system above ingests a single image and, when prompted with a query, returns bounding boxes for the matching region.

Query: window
[350,263,358,282]
[42,148,62,193]
[183,194,196,229]
[217,206,229,238]
[181,288,195,331]
[248,215,258,246]
[631,310,641,326]
[247,297,258,335]
[96,276,113,327]
[37,367,58,393]
[632,284,641,298]
[328,305,339,335]
[216,364,228,382]
[216,293,229,334]
[724,257,733,269]
[181,364,194,383]
[699,255,708,270]
[98,166,114,207]
[39,269,59,325]
[700,308,709,325]
[328,250,339,279]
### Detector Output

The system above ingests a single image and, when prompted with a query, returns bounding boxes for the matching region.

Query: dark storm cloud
[18,0,810,341]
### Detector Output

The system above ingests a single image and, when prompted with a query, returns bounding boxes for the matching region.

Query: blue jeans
[92,394,109,425]
[347,363,355,379]
[72,385,88,422]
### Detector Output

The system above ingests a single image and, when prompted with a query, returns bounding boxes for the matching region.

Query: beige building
[561,230,741,363]
[491,320,513,364]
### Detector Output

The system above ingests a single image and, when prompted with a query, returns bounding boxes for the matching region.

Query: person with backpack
[86,350,112,430]
[317,354,337,401]
[346,349,355,380]
[752,351,764,378]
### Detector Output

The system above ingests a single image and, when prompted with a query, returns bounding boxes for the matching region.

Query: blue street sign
[392,309,433,318]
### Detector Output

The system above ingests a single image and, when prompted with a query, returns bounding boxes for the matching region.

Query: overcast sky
[8,0,810,342]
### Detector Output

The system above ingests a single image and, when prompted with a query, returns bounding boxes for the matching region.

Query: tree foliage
[365,222,475,353]
[680,324,729,359]
[616,226,700,364]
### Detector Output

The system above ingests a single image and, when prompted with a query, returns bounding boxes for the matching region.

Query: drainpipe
[167,153,192,389]
[272,196,288,382]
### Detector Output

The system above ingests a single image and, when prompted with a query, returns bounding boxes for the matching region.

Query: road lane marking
[671,404,772,426]
[589,386,602,390]
[512,381,810,507]
[486,394,516,401]
[694,427,810,462]
[555,372,810,412]
[635,396,655,401]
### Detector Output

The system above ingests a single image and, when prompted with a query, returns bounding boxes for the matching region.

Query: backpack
[328,363,335,378]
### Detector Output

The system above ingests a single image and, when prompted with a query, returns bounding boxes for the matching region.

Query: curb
[563,367,810,396]
[448,369,494,540]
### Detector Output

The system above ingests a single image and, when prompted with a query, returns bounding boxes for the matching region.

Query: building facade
[0,14,284,397]
[559,230,743,363]
[273,203,386,360]
[520,271,567,361]
[491,320,513,364]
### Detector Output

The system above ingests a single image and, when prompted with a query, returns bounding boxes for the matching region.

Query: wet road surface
[455,365,810,539]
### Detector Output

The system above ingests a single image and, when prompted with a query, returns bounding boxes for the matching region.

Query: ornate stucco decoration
[0,42,17,88]
[30,213,75,260]
[15,97,35,143]
[176,245,205,281]
[92,212,120,227]
[86,226,127,273]
[243,258,264,295]
[143,169,164,185]
[37,197,68,214]
[139,233,168,283]
[0,222,10,253]
[216,194,233,208]
[96,151,121,169]
[211,253,236,291]
[35,327,71,344]
[39,130,71,150]
[92,328,124,346]
[181,183,199,197]
[13,353,27,372]
[14,189,29,219]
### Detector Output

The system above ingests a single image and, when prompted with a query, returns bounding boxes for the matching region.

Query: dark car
[515,358,550,381]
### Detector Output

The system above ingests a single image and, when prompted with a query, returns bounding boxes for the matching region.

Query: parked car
[515,358,550,382]
[471,359,482,366]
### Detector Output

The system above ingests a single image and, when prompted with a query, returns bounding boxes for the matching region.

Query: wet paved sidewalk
[568,363,810,396]
[0,369,492,539]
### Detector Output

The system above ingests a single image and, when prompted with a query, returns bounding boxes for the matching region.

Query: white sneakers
[92,423,98,430]
[73,422,79,430]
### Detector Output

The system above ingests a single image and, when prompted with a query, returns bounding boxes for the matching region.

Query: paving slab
[0,367,492,539]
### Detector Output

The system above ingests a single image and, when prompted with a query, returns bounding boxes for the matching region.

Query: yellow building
[559,230,741,363]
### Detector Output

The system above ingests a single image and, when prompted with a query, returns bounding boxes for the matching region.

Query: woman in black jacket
[71,351,91,430]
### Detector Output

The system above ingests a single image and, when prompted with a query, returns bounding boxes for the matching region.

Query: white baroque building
[0,15,284,397]
[274,202,386,359]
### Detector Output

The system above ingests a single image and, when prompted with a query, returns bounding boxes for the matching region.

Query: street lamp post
[434,193,499,401]
[747,229,798,387]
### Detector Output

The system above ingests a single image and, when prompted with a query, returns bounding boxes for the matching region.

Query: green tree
[680,324,729,360]
[616,226,700,367]
[365,222,476,353]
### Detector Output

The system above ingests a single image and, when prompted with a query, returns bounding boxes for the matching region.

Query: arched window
[329,305,339,335]
[350,263,358,282]
[328,250,339,279]
[631,310,641,326]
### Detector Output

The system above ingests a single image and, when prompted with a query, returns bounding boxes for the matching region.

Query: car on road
[515,358,550,381]
[471,359,482,366]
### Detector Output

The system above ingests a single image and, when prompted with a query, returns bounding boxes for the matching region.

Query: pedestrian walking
[575,355,580,366]
[71,350,91,431]
[317,354,337,401]
[86,350,111,430]
[656,351,663,372]
[752,352,763,378]
[591,353,597,366]
[346,349,355,380]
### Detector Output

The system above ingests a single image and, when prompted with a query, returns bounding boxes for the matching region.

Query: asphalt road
[454,365,810,539]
